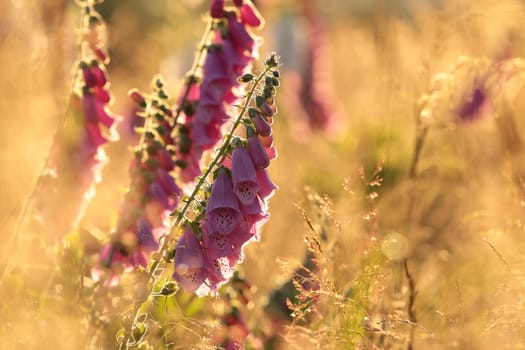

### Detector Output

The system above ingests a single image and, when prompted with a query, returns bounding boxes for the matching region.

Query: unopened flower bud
[179,133,192,154]
[128,89,147,108]
[210,0,225,18]
[174,159,188,168]
[155,77,164,89]
[238,73,255,83]
[159,105,173,117]
[163,247,175,262]
[159,281,178,296]
[154,113,164,122]
[158,90,168,99]
[183,101,196,116]
[263,86,275,99]
[255,96,264,108]
[259,134,273,148]
[179,125,190,134]
[94,48,108,64]
[250,110,272,137]
[259,100,274,118]
[265,53,279,68]
[247,129,270,169]
[131,323,147,343]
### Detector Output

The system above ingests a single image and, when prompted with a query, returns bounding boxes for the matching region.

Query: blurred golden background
[2,0,525,348]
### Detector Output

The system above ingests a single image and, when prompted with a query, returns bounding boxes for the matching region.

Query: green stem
[408,124,428,180]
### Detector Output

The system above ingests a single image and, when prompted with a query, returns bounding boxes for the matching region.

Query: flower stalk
[121,59,278,348]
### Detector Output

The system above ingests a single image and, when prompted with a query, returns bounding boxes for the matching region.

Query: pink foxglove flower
[34,6,119,239]
[93,80,183,282]
[172,23,280,298]
[457,82,490,123]
[231,145,259,205]
[256,169,278,200]
[207,256,235,286]
[247,132,270,169]
[220,307,250,350]
[275,0,339,135]
[239,2,263,28]
[210,0,225,19]
[202,224,236,260]
[176,5,262,184]
[173,225,209,293]
[249,108,272,137]
[206,169,242,235]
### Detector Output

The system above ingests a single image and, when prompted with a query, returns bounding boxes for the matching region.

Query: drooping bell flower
[239,194,266,216]
[457,83,490,123]
[136,218,158,250]
[259,134,273,148]
[175,3,263,189]
[173,225,208,293]
[202,48,230,84]
[85,121,109,148]
[206,169,242,235]
[231,145,259,205]
[256,169,277,200]
[226,14,256,52]
[192,118,223,150]
[207,256,235,286]
[248,108,272,137]
[239,2,263,28]
[195,100,228,124]
[202,223,236,260]
[247,131,269,169]
[220,36,253,77]
[265,145,278,161]
[230,214,263,250]
[258,99,274,118]
[93,84,111,102]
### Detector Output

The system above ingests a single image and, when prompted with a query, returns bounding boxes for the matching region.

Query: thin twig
[482,238,511,271]
[403,259,417,350]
